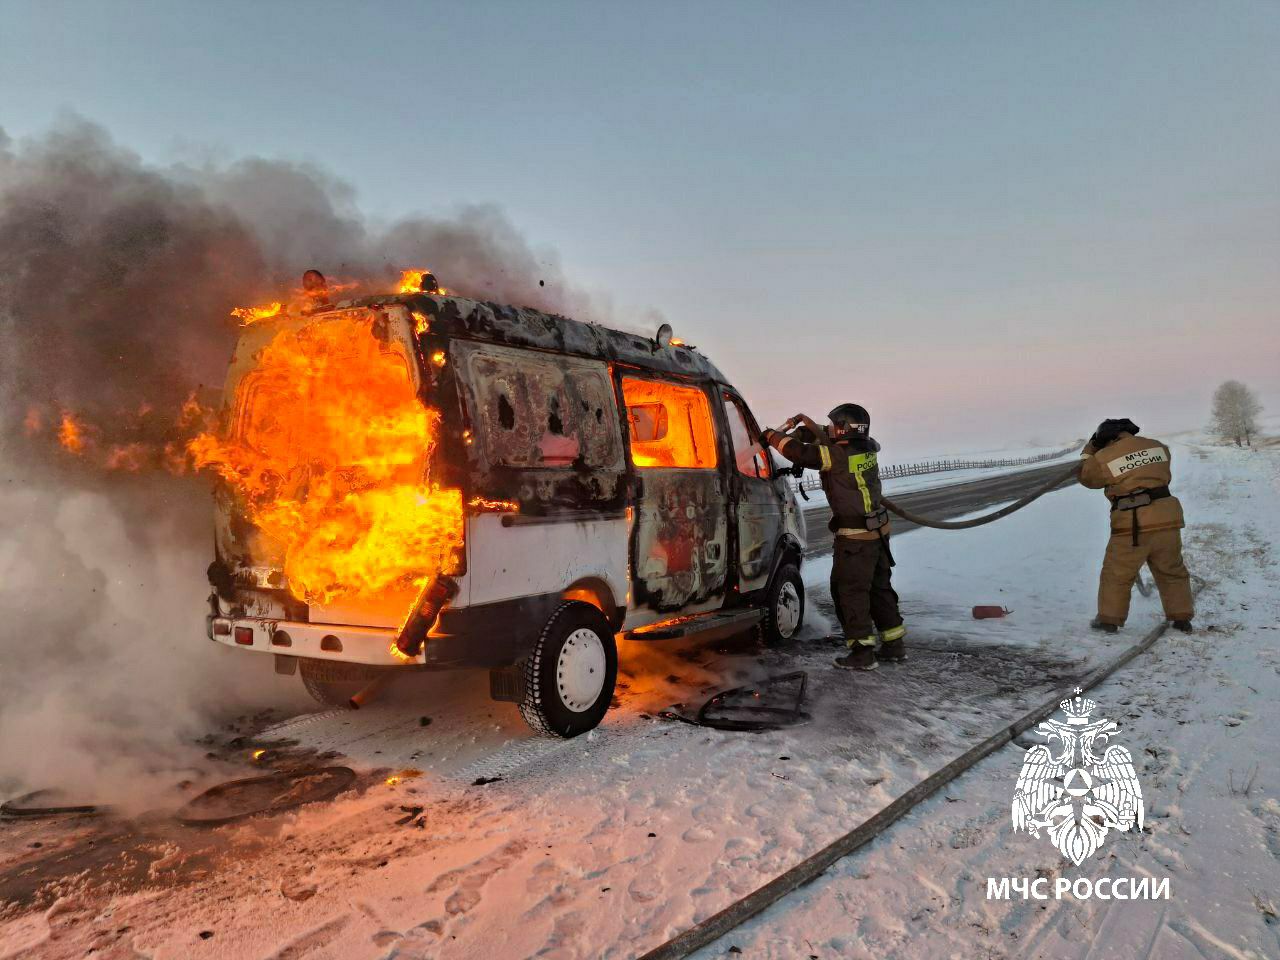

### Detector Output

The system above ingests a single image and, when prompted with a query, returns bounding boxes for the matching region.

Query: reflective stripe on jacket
[770,432,887,537]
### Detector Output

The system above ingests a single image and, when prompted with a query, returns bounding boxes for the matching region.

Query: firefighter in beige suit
[1079,418,1194,633]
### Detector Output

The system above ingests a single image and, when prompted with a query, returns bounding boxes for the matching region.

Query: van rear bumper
[208,616,410,666]
[207,591,574,670]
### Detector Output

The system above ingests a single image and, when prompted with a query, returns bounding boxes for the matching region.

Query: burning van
[198,277,806,736]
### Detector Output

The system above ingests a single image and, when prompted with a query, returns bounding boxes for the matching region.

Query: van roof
[334,292,730,385]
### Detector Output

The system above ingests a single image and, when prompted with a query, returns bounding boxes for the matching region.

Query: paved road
[802,460,1078,556]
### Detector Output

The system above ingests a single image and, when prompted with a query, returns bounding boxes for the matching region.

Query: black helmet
[1092,418,1140,449]
[829,403,870,437]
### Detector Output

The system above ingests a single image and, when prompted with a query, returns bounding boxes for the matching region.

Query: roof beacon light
[301,269,330,308]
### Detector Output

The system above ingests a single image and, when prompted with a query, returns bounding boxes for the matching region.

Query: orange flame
[189,312,465,604]
[467,496,519,513]
[58,412,86,454]
[231,301,283,325]
[397,269,448,296]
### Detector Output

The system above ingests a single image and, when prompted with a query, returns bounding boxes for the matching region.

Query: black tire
[519,602,618,738]
[759,562,805,646]
[299,659,385,707]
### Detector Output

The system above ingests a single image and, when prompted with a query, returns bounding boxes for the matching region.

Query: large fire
[396,269,449,295]
[188,310,465,604]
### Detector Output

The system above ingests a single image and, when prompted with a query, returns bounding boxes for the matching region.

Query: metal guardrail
[791,446,1075,492]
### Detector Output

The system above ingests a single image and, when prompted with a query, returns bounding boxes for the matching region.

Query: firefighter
[762,404,905,670]
[1080,418,1194,633]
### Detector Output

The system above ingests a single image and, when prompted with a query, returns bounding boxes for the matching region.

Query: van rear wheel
[759,562,805,646]
[519,602,618,738]
[299,659,385,707]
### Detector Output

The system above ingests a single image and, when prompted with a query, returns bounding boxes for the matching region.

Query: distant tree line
[1210,380,1262,446]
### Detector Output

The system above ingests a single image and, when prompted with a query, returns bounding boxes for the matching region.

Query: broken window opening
[497,393,516,430]
[722,394,770,480]
[621,377,717,470]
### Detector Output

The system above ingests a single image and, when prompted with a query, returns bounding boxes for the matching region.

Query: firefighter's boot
[1171,619,1193,633]
[834,643,877,671]
[876,625,907,662]
[1090,617,1118,634]
[877,638,907,663]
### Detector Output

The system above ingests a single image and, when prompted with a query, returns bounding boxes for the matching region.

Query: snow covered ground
[2,435,1276,959]
[696,436,1280,960]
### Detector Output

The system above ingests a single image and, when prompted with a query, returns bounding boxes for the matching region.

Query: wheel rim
[556,628,607,712]
[775,581,801,638]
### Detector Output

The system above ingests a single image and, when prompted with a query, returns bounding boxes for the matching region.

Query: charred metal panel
[347,293,731,384]
[719,392,785,593]
[450,340,625,510]
[630,470,728,613]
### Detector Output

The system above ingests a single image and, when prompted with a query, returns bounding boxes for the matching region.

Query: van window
[457,343,621,470]
[621,377,717,469]
[722,394,770,479]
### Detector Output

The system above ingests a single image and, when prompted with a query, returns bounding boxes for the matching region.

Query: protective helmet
[828,403,870,437]
[1092,418,1140,449]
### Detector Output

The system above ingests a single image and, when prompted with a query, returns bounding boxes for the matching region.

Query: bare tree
[1210,380,1263,446]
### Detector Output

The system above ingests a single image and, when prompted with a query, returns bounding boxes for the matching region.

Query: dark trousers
[831,536,902,644]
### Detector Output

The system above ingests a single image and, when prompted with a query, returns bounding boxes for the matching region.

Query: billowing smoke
[0,118,589,808]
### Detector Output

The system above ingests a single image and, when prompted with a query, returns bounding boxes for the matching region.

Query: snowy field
[2,435,1277,959]
[697,436,1280,960]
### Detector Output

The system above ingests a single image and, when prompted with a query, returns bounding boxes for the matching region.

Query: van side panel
[462,513,629,615]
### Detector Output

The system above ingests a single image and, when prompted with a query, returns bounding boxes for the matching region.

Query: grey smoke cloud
[0,117,589,807]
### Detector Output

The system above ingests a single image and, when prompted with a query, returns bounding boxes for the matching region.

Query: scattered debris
[971,605,1012,619]
[1,790,102,819]
[281,879,318,902]
[419,716,433,727]
[176,767,356,826]
[395,805,425,826]
[659,672,810,731]
[472,776,503,786]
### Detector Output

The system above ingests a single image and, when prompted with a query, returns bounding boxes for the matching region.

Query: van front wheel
[760,562,805,645]
[519,602,618,738]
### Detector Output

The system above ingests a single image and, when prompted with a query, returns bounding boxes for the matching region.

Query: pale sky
[2,0,1277,457]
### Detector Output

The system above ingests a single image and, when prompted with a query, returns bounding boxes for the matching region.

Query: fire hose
[637,578,1208,960]
[780,423,1082,529]
[880,461,1082,529]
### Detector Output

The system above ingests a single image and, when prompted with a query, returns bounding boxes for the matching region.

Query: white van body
[205,294,806,735]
